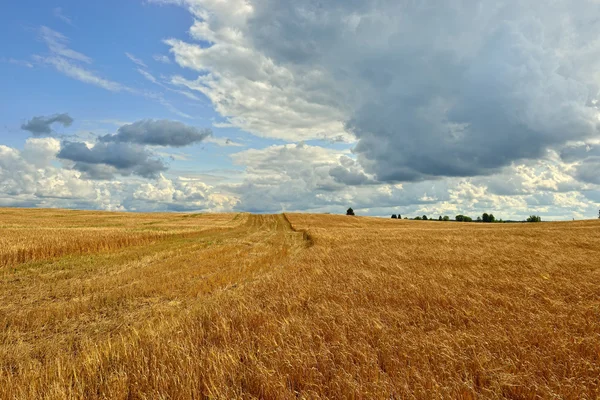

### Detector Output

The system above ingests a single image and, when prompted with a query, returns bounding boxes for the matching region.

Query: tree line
[346,208,542,222]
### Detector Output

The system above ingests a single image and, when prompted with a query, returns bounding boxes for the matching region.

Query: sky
[1,0,600,220]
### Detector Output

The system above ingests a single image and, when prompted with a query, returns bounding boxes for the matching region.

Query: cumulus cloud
[161,0,600,182]
[0,139,236,211]
[21,113,74,136]
[99,119,211,147]
[58,141,167,179]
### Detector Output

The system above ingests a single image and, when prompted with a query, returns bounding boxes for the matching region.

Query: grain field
[0,208,599,399]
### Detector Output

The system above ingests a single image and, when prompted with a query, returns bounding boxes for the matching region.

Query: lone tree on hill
[346,207,355,216]
[391,214,397,219]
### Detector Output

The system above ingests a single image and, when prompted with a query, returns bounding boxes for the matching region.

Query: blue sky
[1,0,600,219]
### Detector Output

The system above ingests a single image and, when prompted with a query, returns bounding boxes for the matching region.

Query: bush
[346,208,355,216]
[456,215,472,222]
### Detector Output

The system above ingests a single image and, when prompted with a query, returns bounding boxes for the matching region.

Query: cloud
[560,143,600,185]
[0,139,236,212]
[38,55,125,91]
[35,27,125,92]
[205,136,244,147]
[58,141,167,179]
[21,113,74,136]
[3,58,33,68]
[100,119,211,147]
[137,68,158,83]
[138,69,200,101]
[53,7,73,25]
[39,26,90,63]
[153,54,171,64]
[161,0,600,182]
[126,52,147,68]
[132,175,239,211]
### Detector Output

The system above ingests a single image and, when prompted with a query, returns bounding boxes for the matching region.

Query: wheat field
[0,208,599,399]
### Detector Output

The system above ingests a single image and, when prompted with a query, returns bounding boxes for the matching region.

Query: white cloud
[39,26,90,63]
[137,68,158,84]
[153,54,171,64]
[126,52,147,68]
[53,8,73,25]
[38,56,125,92]
[0,139,236,212]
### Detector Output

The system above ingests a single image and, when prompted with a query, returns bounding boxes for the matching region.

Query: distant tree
[398,214,401,219]
[443,216,450,221]
[438,215,442,221]
[456,215,464,222]
[391,214,397,219]
[464,216,473,222]
[414,216,422,220]
[489,214,496,223]
[346,207,355,216]
[482,213,489,223]
[477,216,482,222]
[422,215,428,220]
[527,215,541,222]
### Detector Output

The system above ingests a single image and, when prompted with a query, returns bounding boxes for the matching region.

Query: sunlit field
[1,208,599,399]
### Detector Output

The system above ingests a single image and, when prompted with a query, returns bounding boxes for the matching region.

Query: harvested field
[0,208,599,399]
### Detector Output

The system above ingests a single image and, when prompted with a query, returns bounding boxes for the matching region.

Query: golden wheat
[0,208,598,399]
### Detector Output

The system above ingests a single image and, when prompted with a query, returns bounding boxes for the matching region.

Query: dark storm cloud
[560,144,600,185]
[58,141,167,179]
[21,113,74,136]
[100,119,211,147]
[245,0,600,182]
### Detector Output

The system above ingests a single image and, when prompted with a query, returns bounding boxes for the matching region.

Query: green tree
[482,213,489,222]
[346,207,355,216]
[489,213,495,223]
[391,214,397,219]
[443,216,450,221]
[422,215,428,220]
[438,215,442,221]
[526,215,541,222]
[414,216,422,220]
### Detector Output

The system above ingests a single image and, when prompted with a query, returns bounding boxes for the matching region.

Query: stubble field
[0,208,599,399]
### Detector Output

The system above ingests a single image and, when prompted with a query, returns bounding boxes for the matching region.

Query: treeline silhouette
[347,208,543,222]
